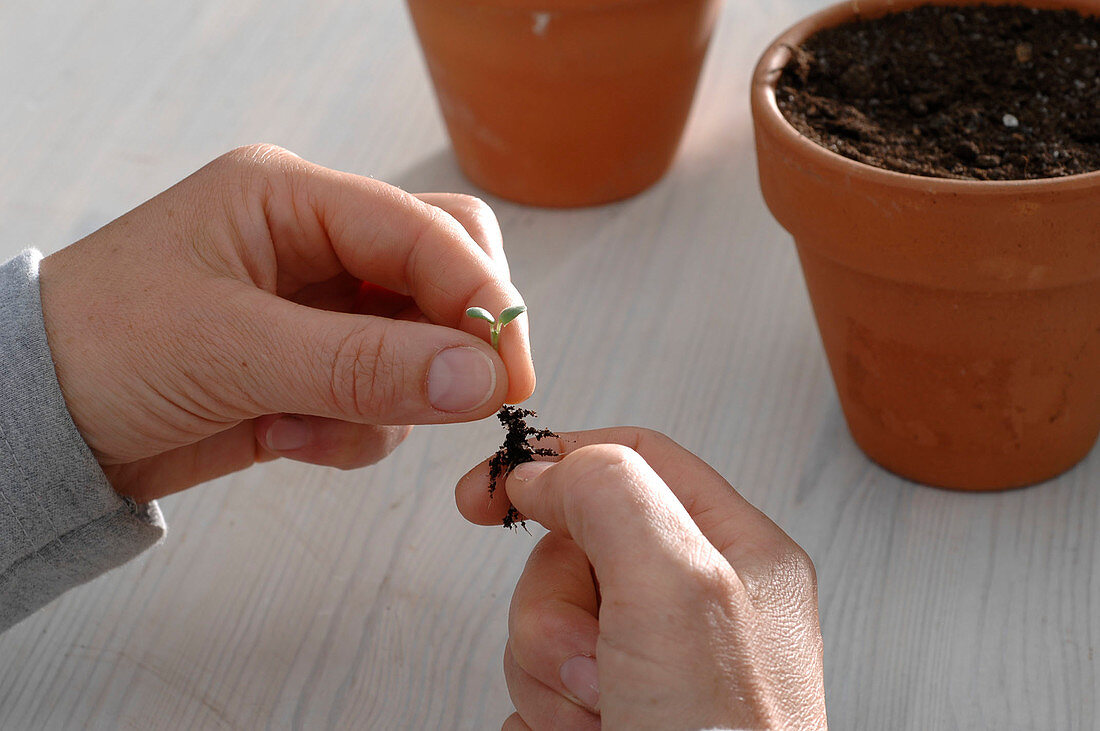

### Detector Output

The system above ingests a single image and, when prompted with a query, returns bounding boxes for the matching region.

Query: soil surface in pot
[776,4,1100,180]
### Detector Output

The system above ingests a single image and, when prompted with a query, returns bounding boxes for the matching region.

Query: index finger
[303,167,534,403]
[415,193,510,279]
[217,146,535,404]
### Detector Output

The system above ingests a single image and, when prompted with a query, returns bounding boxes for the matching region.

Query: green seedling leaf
[467,304,529,350]
[497,305,527,327]
[466,307,495,323]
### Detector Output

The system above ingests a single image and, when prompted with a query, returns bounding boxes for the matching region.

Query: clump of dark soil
[777,4,1100,180]
[488,406,559,530]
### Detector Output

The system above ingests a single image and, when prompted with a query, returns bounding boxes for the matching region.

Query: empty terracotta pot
[752,0,1100,490]
[406,0,720,207]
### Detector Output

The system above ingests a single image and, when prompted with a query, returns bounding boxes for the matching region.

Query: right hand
[456,428,827,730]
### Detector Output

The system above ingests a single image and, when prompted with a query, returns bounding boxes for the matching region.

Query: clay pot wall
[752,0,1100,489]
[408,0,720,207]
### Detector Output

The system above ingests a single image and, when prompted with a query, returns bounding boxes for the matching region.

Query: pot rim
[751,0,1100,196]
[407,0,685,10]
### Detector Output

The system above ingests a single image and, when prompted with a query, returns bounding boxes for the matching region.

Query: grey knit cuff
[0,249,165,632]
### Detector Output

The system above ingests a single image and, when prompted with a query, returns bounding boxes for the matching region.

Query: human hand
[456,428,827,730]
[38,144,535,503]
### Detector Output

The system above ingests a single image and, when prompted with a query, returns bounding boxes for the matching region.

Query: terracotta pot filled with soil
[752,0,1100,490]
[406,0,720,207]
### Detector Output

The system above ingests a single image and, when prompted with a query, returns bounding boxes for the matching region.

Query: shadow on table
[390,148,475,197]
[389,127,763,263]
[389,147,651,263]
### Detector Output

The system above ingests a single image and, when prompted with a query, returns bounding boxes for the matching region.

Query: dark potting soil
[488,406,559,530]
[776,4,1100,180]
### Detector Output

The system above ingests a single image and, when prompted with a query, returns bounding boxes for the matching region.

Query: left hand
[38,144,536,502]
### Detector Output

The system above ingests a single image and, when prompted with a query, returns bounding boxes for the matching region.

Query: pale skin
[39,144,536,502]
[456,428,828,730]
[35,145,826,729]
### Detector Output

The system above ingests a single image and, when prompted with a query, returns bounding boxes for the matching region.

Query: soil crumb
[488,406,559,530]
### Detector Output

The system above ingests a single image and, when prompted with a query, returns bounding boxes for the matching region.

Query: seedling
[466,305,527,351]
[466,304,556,530]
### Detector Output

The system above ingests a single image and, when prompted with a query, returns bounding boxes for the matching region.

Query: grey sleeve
[1,249,165,632]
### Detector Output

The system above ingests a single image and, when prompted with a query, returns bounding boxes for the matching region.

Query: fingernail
[266,416,310,451]
[428,346,497,413]
[511,460,553,481]
[560,655,600,710]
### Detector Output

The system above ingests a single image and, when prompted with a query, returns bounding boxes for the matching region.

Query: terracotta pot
[407,0,720,207]
[752,0,1100,490]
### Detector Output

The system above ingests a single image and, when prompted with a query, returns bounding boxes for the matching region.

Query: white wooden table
[1,2,1097,729]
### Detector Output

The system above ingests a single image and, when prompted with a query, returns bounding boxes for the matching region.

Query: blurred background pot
[407,0,721,207]
[751,0,1100,490]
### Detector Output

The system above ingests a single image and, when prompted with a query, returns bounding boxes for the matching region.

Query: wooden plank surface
[0,1,1097,728]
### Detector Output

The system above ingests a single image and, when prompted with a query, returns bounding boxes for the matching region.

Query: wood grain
[1,1,1097,728]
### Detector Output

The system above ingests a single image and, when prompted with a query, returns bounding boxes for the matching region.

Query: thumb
[231,292,509,424]
[504,444,728,592]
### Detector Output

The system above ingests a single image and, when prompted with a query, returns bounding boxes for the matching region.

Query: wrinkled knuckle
[569,443,642,474]
[630,426,677,454]
[454,193,493,216]
[328,329,402,419]
[762,532,817,588]
[564,444,645,505]
[686,559,741,606]
[224,143,298,169]
[757,542,819,615]
[780,544,819,597]
[792,544,818,588]
[461,195,500,229]
[214,144,300,188]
